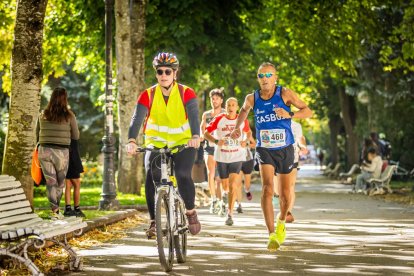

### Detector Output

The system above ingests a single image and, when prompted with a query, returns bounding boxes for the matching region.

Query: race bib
[222,137,239,150]
[260,129,286,148]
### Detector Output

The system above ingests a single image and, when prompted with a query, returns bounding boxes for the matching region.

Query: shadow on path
[73,165,414,275]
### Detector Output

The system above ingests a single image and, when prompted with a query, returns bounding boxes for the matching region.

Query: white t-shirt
[205,114,250,163]
[291,121,303,163]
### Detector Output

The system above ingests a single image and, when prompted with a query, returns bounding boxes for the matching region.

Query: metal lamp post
[99,0,119,210]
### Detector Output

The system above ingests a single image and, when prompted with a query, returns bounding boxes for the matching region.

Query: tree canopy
[1,0,413,172]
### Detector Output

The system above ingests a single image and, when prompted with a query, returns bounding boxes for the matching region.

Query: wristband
[214,139,219,145]
[289,111,295,118]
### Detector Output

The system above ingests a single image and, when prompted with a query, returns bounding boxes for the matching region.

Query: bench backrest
[380,165,396,182]
[348,164,359,174]
[0,176,39,227]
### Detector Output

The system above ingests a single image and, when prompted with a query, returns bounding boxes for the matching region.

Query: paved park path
[73,165,414,275]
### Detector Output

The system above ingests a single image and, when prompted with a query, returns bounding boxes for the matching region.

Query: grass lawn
[390,180,414,190]
[34,185,146,219]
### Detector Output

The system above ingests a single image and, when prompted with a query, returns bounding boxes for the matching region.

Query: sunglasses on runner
[257,72,274,79]
[156,69,173,76]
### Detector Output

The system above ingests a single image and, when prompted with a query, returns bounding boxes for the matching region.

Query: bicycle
[136,145,188,272]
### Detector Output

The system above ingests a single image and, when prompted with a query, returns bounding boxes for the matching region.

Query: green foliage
[145,0,260,96]
[43,0,106,100]
[82,160,103,185]
[0,0,15,92]
[1,0,414,169]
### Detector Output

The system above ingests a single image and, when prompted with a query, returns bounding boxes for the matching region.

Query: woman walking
[36,87,79,219]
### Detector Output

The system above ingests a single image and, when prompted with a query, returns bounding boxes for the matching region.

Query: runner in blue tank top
[230,62,312,252]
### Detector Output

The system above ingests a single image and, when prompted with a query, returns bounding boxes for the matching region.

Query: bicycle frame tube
[168,186,176,232]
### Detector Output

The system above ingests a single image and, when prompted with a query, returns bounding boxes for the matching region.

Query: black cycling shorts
[255,145,294,174]
[217,161,242,179]
[241,159,254,174]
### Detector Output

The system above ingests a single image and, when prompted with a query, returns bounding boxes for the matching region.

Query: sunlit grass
[390,180,414,190]
[33,185,146,209]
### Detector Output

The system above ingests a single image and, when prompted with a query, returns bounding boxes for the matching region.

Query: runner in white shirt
[288,120,307,223]
[204,97,250,226]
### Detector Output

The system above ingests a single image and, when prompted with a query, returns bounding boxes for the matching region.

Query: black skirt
[66,139,84,179]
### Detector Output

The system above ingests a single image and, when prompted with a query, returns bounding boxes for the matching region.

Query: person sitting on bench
[353,147,383,194]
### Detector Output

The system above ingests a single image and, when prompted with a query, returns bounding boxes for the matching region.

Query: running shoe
[275,221,286,245]
[225,214,233,226]
[222,193,228,204]
[267,232,280,252]
[236,204,243,213]
[246,191,253,201]
[145,221,156,239]
[209,200,217,214]
[74,208,86,218]
[50,211,64,220]
[286,211,294,223]
[63,208,75,217]
[217,200,226,217]
[186,211,201,235]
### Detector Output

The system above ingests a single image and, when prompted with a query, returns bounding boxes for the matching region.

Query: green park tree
[2,0,48,205]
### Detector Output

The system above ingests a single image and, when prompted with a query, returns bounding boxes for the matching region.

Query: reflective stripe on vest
[144,83,192,148]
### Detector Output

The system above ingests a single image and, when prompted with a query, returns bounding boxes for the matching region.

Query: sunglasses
[156,69,173,76]
[257,72,274,79]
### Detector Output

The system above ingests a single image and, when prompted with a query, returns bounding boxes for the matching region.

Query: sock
[211,196,216,202]
[277,218,285,225]
[65,205,72,210]
[74,206,80,211]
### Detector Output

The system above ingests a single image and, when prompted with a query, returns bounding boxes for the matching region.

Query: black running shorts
[255,145,295,174]
[217,161,243,179]
[241,159,254,174]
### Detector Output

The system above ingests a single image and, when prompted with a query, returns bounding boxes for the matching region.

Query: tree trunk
[338,85,359,168]
[129,0,147,195]
[115,0,146,194]
[328,114,341,165]
[2,0,48,206]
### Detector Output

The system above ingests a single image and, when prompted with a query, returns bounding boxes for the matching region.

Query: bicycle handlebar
[136,144,188,154]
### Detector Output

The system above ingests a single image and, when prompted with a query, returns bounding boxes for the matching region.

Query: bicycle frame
[137,146,188,234]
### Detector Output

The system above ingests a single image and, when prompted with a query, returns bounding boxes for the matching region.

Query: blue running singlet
[254,86,294,150]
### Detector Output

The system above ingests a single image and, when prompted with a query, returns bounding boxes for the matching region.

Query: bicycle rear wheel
[174,199,187,263]
[155,189,174,272]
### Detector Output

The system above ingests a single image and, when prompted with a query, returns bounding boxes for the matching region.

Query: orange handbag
[31,147,42,186]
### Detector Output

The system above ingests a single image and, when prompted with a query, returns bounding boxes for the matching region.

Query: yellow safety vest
[144,83,192,148]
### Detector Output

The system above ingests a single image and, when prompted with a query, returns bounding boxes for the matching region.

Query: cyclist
[230,62,312,251]
[200,88,225,213]
[126,52,201,238]
[204,97,250,226]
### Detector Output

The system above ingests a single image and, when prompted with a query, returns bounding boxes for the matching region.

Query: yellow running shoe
[267,232,280,252]
[276,220,286,245]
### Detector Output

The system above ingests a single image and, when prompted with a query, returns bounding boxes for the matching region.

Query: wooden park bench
[322,162,333,175]
[0,175,87,275]
[324,163,341,178]
[339,164,360,184]
[367,165,397,196]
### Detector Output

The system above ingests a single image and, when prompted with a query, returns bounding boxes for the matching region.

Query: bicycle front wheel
[155,189,174,272]
[174,199,187,263]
